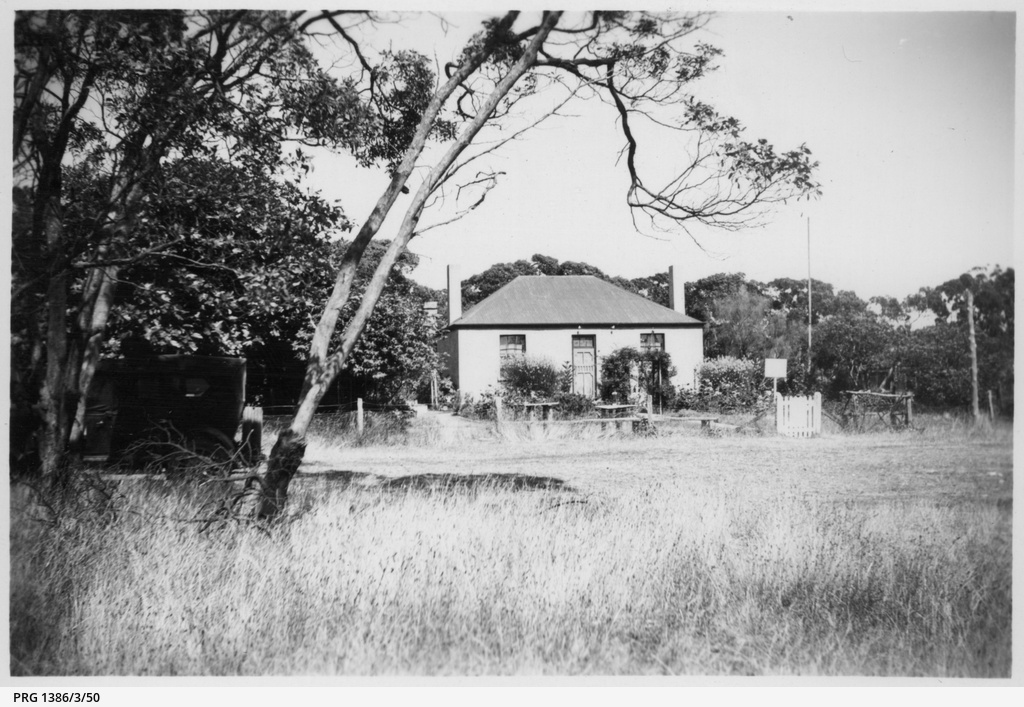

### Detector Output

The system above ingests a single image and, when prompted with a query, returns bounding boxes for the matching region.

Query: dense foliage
[13,10,385,475]
[683,356,767,413]
[461,254,639,309]
[254,239,441,405]
[599,347,677,409]
[83,158,347,359]
[69,158,438,403]
[807,266,1013,411]
[552,392,596,418]
[500,355,562,400]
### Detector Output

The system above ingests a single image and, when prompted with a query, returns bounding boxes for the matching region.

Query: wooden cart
[838,391,915,431]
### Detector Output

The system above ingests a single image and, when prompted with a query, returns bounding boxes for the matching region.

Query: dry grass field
[9,412,1012,676]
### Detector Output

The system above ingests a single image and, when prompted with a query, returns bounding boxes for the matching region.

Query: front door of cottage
[572,335,596,398]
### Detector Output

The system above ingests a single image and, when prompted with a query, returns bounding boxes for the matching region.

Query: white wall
[449,326,703,398]
[663,328,704,391]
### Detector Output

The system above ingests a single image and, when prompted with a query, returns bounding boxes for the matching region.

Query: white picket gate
[776,392,822,437]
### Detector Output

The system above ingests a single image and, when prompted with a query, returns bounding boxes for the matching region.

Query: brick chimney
[668,264,686,314]
[423,301,438,322]
[447,265,462,326]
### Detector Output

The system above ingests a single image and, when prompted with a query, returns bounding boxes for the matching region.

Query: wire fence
[257,399,417,416]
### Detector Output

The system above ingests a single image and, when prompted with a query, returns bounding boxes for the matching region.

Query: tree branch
[298,11,524,381]
[69,236,187,269]
[414,172,504,237]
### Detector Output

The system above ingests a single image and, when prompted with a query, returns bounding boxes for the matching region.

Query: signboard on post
[765,358,787,394]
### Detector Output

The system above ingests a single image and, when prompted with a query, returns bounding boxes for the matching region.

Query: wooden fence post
[813,392,822,434]
[967,288,980,421]
[356,398,364,435]
[241,405,263,465]
[494,396,504,434]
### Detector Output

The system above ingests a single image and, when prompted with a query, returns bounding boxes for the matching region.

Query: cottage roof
[451,275,702,328]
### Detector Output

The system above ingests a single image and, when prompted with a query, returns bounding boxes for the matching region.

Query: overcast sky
[308,4,1017,301]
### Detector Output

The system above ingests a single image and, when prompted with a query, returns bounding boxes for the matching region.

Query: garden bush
[599,347,640,402]
[558,361,574,394]
[462,387,529,421]
[501,355,561,399]
[553,392,595,419]
[687,356,767,412]
[599,347,676,408]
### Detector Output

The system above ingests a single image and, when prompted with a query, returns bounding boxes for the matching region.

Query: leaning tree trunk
[257,12,563,519]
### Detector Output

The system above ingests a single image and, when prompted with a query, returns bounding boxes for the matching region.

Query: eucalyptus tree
[256,11,821,518]
[12,10,376,479]
[459,255,633,309]
[907,266,1014,412]
[913,266,1014,338]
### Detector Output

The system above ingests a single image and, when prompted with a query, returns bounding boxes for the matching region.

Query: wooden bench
[662,415,720,430]
[560,416,643,432]
[594,403,639,418]
[519,401,560,421]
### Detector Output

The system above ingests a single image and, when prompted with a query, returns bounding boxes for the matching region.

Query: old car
[83,355,261,471]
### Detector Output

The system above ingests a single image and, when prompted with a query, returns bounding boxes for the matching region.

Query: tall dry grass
[9,415,1012,676]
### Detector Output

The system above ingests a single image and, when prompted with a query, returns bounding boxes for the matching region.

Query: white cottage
[439,265,704,398]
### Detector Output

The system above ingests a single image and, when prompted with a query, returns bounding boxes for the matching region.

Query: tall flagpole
[806,217,812,375]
